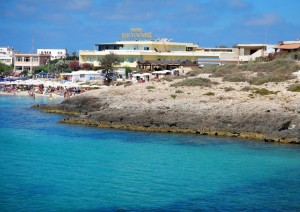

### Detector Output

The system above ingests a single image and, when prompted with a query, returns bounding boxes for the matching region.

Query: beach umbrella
[23,79,36,85]
[32,80,43,86]
[44,81,61,87]
[5,78,15,82]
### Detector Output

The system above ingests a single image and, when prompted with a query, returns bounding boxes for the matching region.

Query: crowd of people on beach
[0,83,85,98]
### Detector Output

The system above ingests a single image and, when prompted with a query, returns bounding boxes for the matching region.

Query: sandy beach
[0,90,63,99]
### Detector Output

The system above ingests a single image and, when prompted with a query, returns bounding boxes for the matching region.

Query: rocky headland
[33,72,300,144]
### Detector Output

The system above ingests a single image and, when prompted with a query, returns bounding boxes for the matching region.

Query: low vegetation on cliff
[287,84,300,92]
[187,58,299,85]
[252,88,279,96]
[171,77,218,87]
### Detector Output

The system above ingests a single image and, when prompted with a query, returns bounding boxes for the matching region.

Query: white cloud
[65,0,91,10]
[16,4,37,14]
[246,13,281,26]
[228,0,248,9]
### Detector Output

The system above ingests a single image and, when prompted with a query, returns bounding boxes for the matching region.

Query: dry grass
[253,88,279,96]
[202,59,299,85]
[171,77,218,87]
[287,84,300,92]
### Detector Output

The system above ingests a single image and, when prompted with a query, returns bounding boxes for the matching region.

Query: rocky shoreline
[32,78,300,144]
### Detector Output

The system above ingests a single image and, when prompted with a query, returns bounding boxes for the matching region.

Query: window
[16,57,22,62]
[144,47,149,50]
[23,66,30,71]
[24,57,30,62]
[15,66,22,71]
[32,57,38,62]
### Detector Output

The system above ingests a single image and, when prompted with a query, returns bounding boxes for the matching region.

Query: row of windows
[85,56,193,63]
[15,57,39,62]
[15,66,31,71]
[120,46,150,51]
[40,51,65,55]
[40,51,51,54]
[119,46,187,51]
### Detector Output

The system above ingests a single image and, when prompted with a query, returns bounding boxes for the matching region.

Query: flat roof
[95,40,198,47]
[236,44,268,48]
[14,53,51,56]
[95,43,123,46]
[274,43,300,50]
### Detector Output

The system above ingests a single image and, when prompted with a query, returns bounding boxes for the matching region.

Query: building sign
[122,28,152,40]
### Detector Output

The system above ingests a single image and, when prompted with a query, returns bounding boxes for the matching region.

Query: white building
[37,48,68,61]
[236,44,275,63]
[197,47,239,66]
[60,70,103,83]
[79,39,203,70]
[0,46,14,65]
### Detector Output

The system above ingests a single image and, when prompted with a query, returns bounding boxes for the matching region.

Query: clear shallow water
[0,95,300,211]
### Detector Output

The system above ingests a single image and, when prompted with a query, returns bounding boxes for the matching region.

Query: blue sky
[1,0,300,54]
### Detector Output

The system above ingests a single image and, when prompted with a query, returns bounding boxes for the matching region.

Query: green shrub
[287,84,300,92]
[224,87,235,92]
[253,88,279,96]
[175,90,184,93]
[173,75,187,80]
[170,94,177,99]
[146,86,155,90]
[203,92,215,96]
[162,77,173,82]
[248,93,255,98]
[114,81,133,87]
[171,77,217,87]
[223,73,247,82]
[202,59,299,84]
[249,74,294,85]
[186,70,202,76]
[241,86,253,92]
[124,81,133,87]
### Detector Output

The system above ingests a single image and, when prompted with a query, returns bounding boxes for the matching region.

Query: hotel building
[14,53,51,74]
[79,39,243,71]
[79,28,274,70]
[236,44,275,63]
[80,39,199,70]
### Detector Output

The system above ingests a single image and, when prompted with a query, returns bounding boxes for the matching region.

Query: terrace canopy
[137,60,188,72]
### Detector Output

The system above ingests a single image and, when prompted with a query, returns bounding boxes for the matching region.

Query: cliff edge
[33,77,300,144]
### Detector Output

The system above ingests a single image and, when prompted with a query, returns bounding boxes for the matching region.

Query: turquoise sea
[0,95,300,211]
